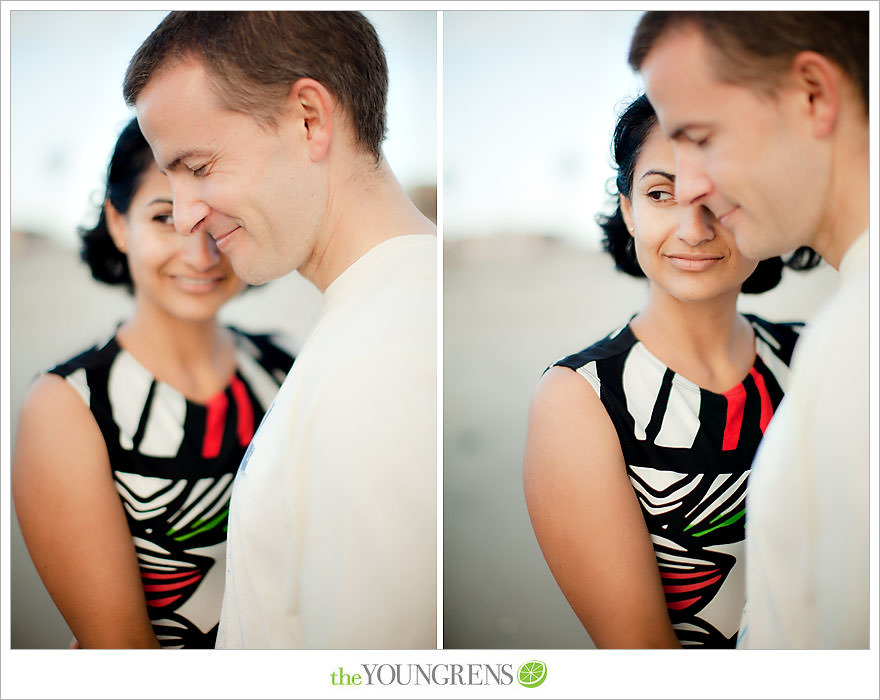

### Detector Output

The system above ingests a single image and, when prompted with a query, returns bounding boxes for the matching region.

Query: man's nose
[673,147,715,208]
[171,178,211,238]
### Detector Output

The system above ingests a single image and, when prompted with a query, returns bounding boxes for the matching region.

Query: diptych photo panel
[2,6,876,700]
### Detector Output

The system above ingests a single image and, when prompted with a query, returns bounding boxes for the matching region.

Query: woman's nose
[677,205,716,246]
[180,229,220,270]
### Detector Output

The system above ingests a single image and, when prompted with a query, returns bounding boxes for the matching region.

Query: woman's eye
[192,164,208,177]
[153,213,173,225]
[647,190,673,202]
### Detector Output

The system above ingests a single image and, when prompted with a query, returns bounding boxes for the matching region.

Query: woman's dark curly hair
[79,117,156,293]
[596,94,821,293]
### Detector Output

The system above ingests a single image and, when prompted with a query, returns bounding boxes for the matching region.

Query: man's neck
[299,156,435,292]
[814,109,869,270]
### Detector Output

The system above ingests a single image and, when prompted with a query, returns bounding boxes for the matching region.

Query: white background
[2,3,879,700]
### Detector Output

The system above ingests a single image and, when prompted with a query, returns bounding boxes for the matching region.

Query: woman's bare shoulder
[14,372,107,483]
[525,365,622,479]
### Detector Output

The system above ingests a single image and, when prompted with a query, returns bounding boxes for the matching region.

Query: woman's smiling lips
[170,274,226,293]
[664,253,724,272]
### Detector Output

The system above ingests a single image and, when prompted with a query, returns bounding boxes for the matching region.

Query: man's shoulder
[343,236,435,337]
[788,271,868,387]
[370,233,436,283]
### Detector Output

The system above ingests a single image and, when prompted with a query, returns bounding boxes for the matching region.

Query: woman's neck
[116,302,237,403]
[630,287,755,394]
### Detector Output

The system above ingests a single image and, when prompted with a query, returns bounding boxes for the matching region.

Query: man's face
[640,26,828,261]
[136,58,324,286]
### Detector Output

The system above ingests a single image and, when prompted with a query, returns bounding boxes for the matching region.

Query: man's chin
[230,261,269,287]
[732,227,777,263]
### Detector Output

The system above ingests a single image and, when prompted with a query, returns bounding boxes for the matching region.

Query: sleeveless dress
[47,328,294,648]
[553,314,801,648]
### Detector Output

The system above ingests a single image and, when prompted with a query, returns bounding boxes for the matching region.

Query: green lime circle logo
[517,660,547,688]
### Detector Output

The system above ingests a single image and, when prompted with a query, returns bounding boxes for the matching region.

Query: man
[628,12,869,648]
[124,11,436,648]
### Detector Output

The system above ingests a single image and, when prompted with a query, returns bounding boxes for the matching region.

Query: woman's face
[620,125,759,304]
[110,162,246,322]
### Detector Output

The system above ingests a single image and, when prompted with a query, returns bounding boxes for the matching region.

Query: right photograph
[443,10,868,649]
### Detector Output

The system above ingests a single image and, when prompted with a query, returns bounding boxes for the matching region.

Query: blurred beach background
[5,9,436,649]
[442,11,840,649]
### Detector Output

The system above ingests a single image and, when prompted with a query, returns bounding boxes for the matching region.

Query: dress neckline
[622,316,761,398]
[108,328,243,408]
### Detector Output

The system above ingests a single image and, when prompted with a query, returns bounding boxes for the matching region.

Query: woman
[523,95,819,648]
[12,118,294,649]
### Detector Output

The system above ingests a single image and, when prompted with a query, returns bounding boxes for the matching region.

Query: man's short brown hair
[124,11,389,159]
[629,11,868,113]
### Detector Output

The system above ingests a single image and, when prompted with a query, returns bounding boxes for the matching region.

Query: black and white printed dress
[553,314,801,648]
[48,328,294,648]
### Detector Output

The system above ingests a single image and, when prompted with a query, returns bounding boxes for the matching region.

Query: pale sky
[8,9,436,248]
[444,10,644,248]
[9,9,644,251]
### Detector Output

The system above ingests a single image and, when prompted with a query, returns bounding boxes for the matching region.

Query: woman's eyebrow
[639,169,675,182]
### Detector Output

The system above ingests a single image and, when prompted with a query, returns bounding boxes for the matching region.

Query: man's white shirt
[217,234,437,649]
[739,232,869,649]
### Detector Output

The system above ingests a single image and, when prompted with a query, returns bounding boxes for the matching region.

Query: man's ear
[286,77,335,162]
[104,199,128,253]
[788,50,841,138]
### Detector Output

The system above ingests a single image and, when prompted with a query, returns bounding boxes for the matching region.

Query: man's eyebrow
[639,169,675,182]
[667,122,709,142]
[162,149,208,172]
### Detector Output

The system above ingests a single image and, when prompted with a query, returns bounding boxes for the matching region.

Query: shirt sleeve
[807,309,869,648]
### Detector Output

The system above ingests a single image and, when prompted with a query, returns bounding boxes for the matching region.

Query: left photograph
[9,10,437,649]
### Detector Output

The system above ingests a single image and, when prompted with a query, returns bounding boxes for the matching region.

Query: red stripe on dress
[142,573,203,593]
[202,391,229,458]
[229,376,254,446]
[667,596,701,611]
[749,367,773,433]
[663,573,722,594]
[141,570,198,580]
[146,594,183,608]
[722,383,746,451]
[660,568,720,580]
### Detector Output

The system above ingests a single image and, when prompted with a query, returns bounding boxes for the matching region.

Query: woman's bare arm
[523,366,679,648]
[12,374,160,649]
